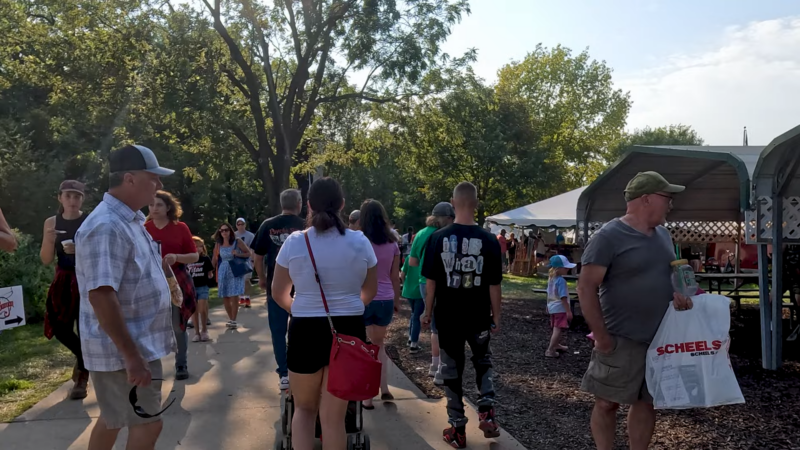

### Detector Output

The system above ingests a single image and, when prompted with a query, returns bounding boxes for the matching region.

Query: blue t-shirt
[546,275,568,314]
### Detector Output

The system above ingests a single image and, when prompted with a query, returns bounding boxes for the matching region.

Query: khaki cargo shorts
[90,359,163,429]
[580,335,652,405]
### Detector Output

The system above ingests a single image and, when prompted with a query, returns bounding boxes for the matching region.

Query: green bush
[0,232,53,323]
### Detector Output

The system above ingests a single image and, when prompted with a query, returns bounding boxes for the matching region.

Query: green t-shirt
[401,257,422,299]
[410,226,437,285]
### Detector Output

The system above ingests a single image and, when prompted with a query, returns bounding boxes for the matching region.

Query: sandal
[545,351,560,358]
[363,400,375,410]
[381,392,394,401]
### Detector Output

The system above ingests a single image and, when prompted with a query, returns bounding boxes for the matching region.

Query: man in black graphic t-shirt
[421,182,502,449]
[251,189,304,390]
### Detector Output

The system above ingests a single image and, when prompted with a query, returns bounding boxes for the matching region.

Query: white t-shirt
[276,227,377,317]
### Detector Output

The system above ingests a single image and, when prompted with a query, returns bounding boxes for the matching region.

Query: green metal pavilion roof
[753,124,800,198]
[577,145,764,223]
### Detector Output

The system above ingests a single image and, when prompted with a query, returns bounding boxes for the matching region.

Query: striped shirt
[75,193,174,372]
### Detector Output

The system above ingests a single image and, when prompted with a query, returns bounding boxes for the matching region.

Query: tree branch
[282,0,303,62]
[203,0,274,161]
[317,92,416,104]
[222,68,250,98]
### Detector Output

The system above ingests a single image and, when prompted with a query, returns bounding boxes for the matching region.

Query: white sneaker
[279,376,290,390]
[434,370,444,386]
[230,321,238,329]
[428,363,437,377]
[225,320,234,328]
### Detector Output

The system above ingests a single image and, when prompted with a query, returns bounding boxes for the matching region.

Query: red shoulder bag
[304,232,381,401]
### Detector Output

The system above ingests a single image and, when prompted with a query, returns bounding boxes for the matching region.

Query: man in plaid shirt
[76,145,175,450]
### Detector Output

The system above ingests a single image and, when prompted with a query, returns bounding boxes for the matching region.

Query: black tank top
[55,213,87,269]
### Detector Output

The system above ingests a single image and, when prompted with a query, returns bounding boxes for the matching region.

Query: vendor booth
[487,187,586,275]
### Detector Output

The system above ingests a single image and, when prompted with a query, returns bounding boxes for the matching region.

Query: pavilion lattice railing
[745,196,800,243]
[578,220,743,245]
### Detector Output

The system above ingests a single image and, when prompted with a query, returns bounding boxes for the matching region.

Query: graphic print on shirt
[269,228,292,247]
[441,235,486,289]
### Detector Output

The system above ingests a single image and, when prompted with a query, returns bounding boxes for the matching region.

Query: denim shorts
[363,300,394,327]
[195,285,210,301]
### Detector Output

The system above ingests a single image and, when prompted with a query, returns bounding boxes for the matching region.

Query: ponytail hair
[548,266,559,280]
[306,177,346,235]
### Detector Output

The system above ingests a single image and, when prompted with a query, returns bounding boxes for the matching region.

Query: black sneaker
[478,407,501,438]
[176,366,189,380]
[443,426,466,449]
[409,342,420,353]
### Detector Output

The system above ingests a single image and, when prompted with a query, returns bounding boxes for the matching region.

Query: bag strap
[304,231,337,337]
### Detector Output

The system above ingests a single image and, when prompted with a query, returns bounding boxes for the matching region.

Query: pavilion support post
[770,194,783,370]
[758,244,772,370]
[735,220,742,273]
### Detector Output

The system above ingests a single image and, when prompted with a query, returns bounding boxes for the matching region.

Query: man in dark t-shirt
[251,189,304,390]
[421,182,502,449]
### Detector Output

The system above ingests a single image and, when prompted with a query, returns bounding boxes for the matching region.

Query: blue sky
[440,0,800,145]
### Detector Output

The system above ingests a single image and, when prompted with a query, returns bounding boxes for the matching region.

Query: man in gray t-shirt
[577,171,694,450]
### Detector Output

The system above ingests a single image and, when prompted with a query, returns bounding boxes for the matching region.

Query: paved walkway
[0,298,526,449]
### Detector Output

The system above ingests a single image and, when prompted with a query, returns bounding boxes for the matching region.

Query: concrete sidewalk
[0,299,526,449]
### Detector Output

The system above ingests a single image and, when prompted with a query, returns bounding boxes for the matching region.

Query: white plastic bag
[646,294,745,409]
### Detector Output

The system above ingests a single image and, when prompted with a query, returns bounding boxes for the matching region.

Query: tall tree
[198,0,471,214]
[609,124,705,159]
[386,71,555,224]
[496,44,631,190]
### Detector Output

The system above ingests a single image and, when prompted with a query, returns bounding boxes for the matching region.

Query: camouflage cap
[624,171,685,202]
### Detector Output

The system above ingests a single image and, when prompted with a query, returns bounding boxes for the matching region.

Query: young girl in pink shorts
[546,255,576,358]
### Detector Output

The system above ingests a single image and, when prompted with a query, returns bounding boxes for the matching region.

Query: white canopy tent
[486,186,586,228]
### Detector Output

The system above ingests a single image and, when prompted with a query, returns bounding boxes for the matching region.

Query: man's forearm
[577,288,608,336]
[489,284,501,320]
[89,289,141,360]
[254,254,266,281]
[425,279,436,315]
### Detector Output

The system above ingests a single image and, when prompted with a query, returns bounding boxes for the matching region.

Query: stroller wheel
[347,434,356,450]
[361,434,371,450]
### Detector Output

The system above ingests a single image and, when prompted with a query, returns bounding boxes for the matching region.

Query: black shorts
[287,315,367,375]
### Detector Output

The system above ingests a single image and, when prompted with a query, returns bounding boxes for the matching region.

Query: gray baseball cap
[431,202,455,218]
[109,144,174,176]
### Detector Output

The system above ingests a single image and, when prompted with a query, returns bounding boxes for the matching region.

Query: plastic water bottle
[670,259,699,297]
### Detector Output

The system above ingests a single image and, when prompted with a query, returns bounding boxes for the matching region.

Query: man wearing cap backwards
[75,144,175,450]
[578,171,694,450]
[408,201,456,383]
[235,217,256,308]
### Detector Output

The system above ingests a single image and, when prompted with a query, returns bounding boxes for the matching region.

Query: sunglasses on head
[129,378,175,419]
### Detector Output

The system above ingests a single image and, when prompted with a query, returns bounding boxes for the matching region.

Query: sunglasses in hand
[129,379,176,418]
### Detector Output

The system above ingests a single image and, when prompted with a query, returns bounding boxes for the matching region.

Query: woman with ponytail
[271,177,378,450]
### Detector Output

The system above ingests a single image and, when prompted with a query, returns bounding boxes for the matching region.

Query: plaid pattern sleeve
[77,221,129,292]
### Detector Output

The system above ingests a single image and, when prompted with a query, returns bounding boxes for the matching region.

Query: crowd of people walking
[0,141,702,450]
[7,144,504,450]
